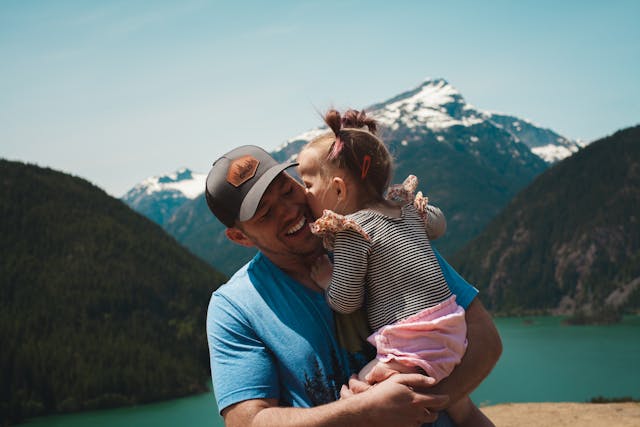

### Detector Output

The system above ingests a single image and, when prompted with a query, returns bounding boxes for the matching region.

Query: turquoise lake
[25,316,640,426]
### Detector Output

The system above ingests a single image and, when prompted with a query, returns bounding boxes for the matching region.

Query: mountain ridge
[451,125,640,316]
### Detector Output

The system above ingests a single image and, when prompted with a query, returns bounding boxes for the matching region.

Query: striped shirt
[326,203,452,331]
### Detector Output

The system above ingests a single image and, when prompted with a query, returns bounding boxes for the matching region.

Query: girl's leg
[357,358,423,384]
[447,396,494,427]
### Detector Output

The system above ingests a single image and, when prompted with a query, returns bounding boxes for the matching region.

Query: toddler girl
[297,108,493,427]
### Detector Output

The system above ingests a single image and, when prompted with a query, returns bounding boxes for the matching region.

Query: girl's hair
[306,109,393,204]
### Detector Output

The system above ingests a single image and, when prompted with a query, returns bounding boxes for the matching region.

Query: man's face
[236,173,322,262]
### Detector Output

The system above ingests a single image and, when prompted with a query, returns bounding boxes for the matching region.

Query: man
[205,145,501,427]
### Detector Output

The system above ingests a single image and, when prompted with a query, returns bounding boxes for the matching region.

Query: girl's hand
[310,254,333,290]
[340,375,371,399]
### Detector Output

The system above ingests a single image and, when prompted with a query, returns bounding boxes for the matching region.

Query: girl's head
[297,109,393,218]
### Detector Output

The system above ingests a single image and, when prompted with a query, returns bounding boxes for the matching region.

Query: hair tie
[360,155,371,179]
[328,135,344,160]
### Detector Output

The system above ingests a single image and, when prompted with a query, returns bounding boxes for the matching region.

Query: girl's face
[297,146,340,219]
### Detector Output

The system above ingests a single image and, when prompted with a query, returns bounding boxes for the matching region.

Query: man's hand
[341,374,448,425]
[310,254,333,290]
[352,373,449,426]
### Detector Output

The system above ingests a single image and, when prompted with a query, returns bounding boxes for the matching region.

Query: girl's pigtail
[325,109,344,160]
[342,109,377,134]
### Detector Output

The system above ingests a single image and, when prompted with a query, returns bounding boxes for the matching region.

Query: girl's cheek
[305,192,323,218]
[303,189,315,207]
[304,188,314,201]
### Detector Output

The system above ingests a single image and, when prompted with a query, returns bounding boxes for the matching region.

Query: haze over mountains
[125,78,579,275]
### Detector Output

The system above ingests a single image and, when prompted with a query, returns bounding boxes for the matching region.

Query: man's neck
[265,252,324,292]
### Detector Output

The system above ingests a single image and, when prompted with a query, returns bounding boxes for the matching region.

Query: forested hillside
[452,126,640,317]
[0,160,226,424]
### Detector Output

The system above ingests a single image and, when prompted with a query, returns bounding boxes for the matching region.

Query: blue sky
[1,0,638,197]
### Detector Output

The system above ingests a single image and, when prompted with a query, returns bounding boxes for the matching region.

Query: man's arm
[222,374,449,427]
[427,298,502,404]
[430,248,502,402]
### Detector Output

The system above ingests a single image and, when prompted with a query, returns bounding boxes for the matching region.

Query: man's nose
[276,193,302,216]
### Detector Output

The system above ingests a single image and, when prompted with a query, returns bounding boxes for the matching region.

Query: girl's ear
[225,227,255,247]
[331,176,348,201]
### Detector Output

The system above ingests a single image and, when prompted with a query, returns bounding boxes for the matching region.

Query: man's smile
[285,217,307,235]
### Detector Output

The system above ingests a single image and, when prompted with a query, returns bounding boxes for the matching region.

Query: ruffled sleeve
[387,174,419,203]
[387,175,447,240]
[310,209,370,251]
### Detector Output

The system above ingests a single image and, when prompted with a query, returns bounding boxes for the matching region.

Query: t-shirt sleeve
[207,292,278,414]
[432,247,478,309]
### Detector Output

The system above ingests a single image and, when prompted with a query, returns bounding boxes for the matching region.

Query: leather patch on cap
[227,155,260,187]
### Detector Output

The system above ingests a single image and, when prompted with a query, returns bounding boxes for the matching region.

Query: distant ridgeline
[452,125,640,320]
[0,160,226,425]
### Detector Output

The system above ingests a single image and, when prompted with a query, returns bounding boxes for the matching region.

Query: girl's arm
[310,254,333,290]
[323,229,370,314]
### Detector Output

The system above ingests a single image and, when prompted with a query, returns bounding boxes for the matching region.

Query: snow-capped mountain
[122,168,206,226]
[371,78,581,162]
[278,78,580,163]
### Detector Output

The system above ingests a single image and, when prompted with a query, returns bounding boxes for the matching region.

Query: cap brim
[238,161,298,222]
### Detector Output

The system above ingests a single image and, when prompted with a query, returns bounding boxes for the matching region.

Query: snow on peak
[531,144,580,163]
[371,78,483,131]
[131,168,206,199]
[407,78,461,107]
[158,168,196,184]
[278,78,478,149]
[287,127,328,144]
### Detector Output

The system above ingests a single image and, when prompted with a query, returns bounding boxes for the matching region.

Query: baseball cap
[205,145,298,227]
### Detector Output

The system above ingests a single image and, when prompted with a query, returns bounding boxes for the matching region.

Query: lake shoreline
[19,316,640,427]
[480,402,640,427]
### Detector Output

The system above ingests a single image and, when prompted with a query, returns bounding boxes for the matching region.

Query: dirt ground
[480,402,640,427]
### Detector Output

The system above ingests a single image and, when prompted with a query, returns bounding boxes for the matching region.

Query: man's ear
[225,227,255,247]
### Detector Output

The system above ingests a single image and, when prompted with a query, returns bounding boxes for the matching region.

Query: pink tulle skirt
[367,295,467,383]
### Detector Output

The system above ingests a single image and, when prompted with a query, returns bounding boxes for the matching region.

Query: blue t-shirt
[207,248,478,422]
